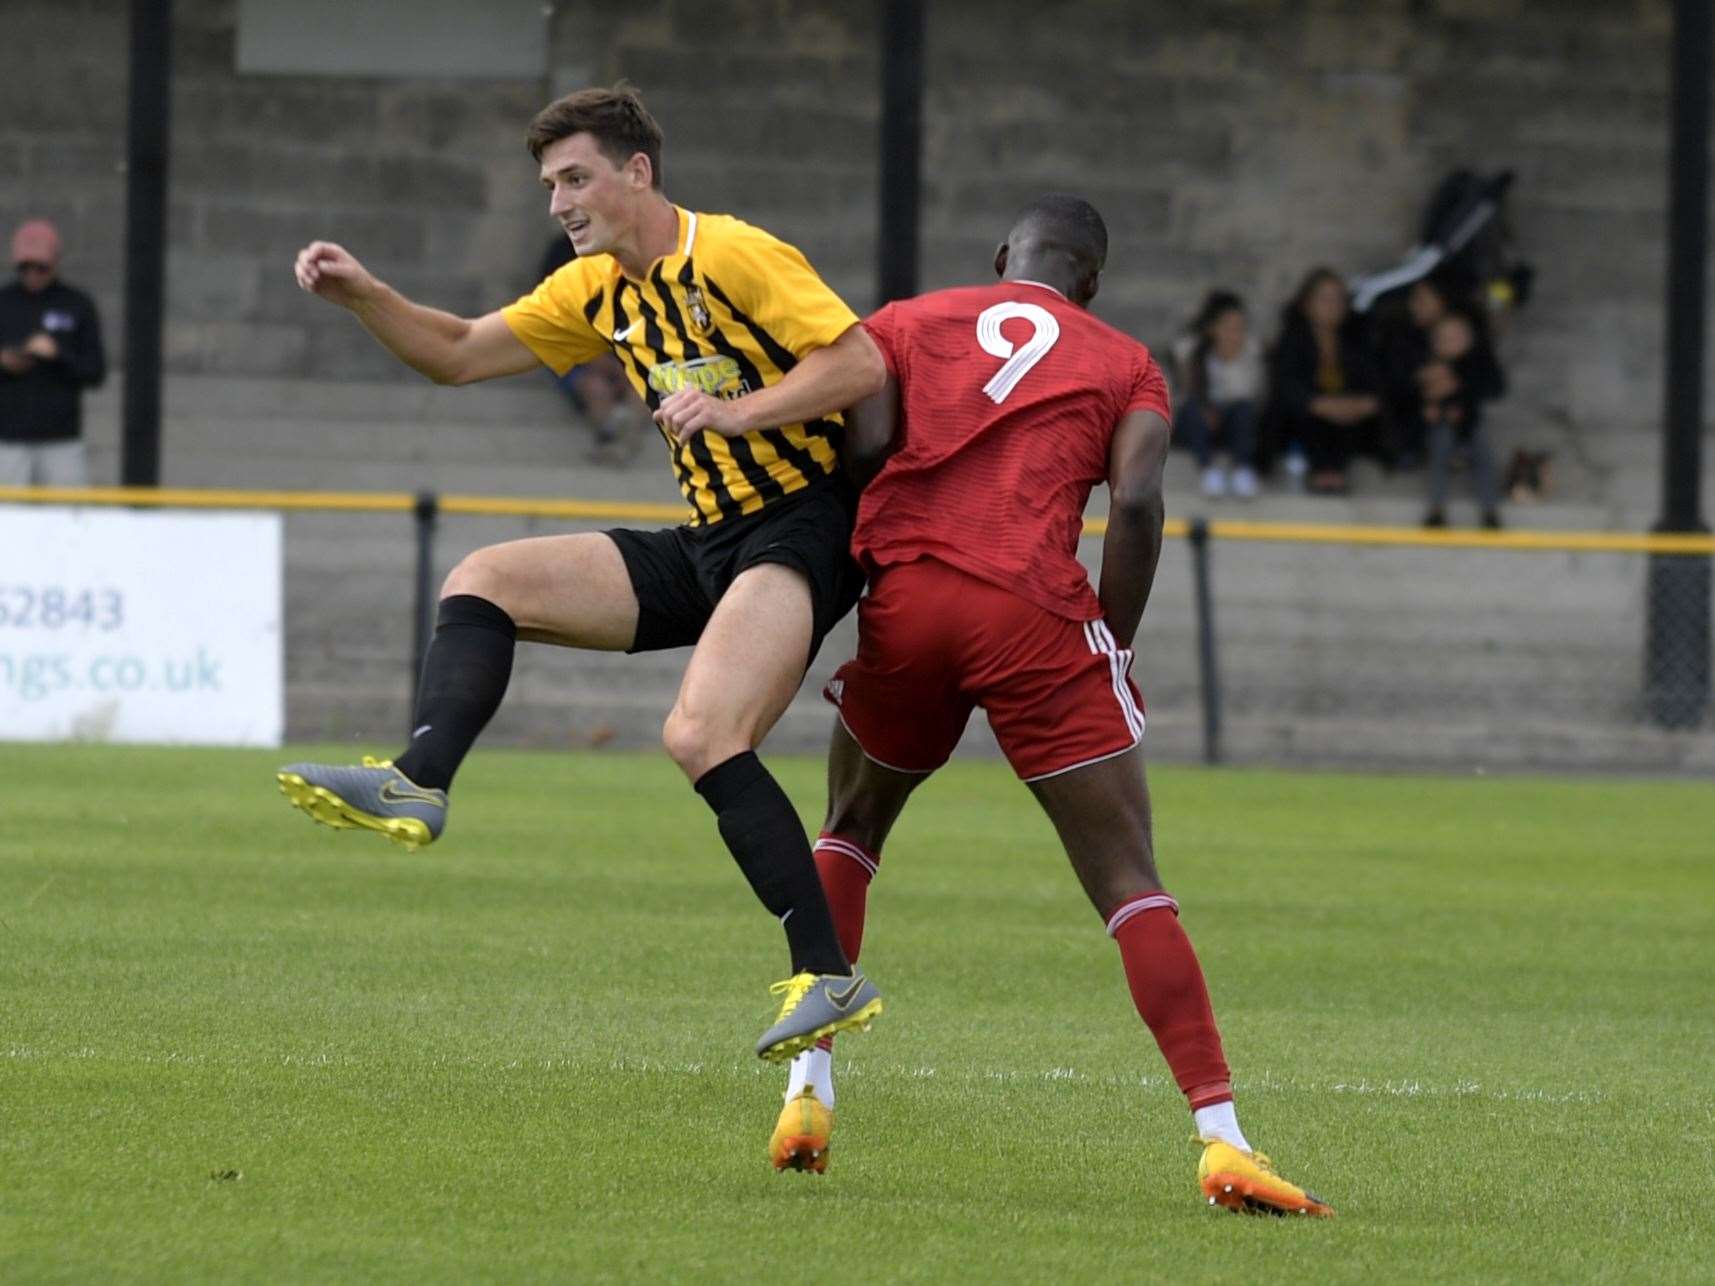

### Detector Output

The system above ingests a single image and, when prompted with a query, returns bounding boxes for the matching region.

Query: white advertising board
[0,507,283,746]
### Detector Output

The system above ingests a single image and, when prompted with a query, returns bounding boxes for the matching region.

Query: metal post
[410,490,439,730]
[1646,0,1713,728]
[877,0,924,305]
[1188,518,1223,765]
[122,0,171,487]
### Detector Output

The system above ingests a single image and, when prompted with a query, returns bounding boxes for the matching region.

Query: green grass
[2,744,1711,1283]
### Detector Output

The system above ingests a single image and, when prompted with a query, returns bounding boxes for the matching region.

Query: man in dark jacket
[0,219,106,486]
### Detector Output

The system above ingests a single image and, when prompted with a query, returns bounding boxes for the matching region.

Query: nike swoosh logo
[828,976,866,1009]
[612,321,640,343]
[379,780,444,807]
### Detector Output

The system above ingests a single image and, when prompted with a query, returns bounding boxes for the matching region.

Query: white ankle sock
[1192,1100,1250,1152]
[785,1047,835,1107]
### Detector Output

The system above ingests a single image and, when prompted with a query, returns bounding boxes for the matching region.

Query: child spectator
[1268,268,1382,495]
[1421,311,1507,529]
[1378,277,1454,466]
[1172,291,1264,499]
[537,235,646,464]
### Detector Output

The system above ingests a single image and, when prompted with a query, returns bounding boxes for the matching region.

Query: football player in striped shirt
[752,195,1332,1213]
[278,85,882,1063]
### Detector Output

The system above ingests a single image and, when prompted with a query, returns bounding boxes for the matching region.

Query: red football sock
[1107,893,1233,1110]
[812,833,878,963]
[811,833,879,1052]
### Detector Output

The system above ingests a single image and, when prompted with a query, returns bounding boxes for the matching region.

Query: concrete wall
[1,0,1702,437]
[6,0,1713,771]
[273,501,1714,775]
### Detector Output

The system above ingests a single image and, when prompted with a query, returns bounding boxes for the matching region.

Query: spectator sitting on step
[1378,273,1505,469]
[537,235,646,464]
[1171,290,1264,500]
[1267,267,1381,495]
[1420,311,1506,530]
[1377,276,1452,467]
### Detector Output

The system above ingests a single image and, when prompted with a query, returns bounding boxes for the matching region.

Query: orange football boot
[1197,1139,1335,1217]
[769,1089,833,1174]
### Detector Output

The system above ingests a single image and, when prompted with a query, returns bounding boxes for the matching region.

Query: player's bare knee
[1096,869,1163,910]
[821,796,887,852]
[662,707,747,781]
[441,547,512,607]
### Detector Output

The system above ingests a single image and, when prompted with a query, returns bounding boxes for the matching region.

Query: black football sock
[694,751,852,977]
[394,594,517,791]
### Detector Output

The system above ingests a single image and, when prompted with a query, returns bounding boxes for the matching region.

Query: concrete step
[165,452,687,499]
[80,373,1705,533]
[55,372,1715,773]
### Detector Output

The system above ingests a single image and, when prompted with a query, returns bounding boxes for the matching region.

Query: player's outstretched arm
[654,324,886,442]
[839,372,900,490]
[293,241,539,386]
[1099,409,1172,649]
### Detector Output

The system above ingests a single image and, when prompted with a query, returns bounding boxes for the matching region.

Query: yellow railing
[0,485,692,523]
[1154,518,1715,554]
[2,484,1711,554]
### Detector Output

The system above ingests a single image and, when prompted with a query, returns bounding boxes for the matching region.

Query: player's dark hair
[526,83,665,188]
[1010,194,1109,275]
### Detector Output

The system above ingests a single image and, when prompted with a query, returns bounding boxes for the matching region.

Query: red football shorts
[824,558,1145,781]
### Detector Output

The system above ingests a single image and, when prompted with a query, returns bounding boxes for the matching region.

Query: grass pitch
[2,743,1711,1282]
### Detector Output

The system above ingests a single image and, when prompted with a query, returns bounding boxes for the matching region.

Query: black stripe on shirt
[627,282,739,524]
[653,264,784,508]
[684,262,824,487]
[609,287,659,412]
[700,273,799,374]
[610,287,676,466]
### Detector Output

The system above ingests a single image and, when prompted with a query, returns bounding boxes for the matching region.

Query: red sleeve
[862,302,903,377]
[1125,349,1172,419]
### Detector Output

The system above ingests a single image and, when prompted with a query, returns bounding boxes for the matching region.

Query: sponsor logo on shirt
[41,310,77,334]
[647,354,748,399]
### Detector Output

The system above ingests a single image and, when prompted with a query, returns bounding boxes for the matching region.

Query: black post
[1646,0,1713,728]
[877,0,924,305]
[410,490,439,731]
[122,0,171,487]
[1188,519,1223,765]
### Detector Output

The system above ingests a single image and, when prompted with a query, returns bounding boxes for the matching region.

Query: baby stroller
[1348,169,1534,315]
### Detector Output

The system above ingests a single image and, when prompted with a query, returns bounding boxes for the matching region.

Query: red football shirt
[856,280,1171,620]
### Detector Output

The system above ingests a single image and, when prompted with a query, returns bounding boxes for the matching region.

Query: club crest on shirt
[684,285,713,334]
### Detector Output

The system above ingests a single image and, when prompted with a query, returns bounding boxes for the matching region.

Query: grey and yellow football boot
[276,756,446,852]
[755,971,883,1062]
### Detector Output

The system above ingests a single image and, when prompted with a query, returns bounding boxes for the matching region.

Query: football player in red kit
[766,195,1332,1214]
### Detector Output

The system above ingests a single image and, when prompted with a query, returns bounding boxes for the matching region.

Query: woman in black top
[1269,268,1381,494]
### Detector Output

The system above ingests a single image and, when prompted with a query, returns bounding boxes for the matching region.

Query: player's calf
[694,751,852,978]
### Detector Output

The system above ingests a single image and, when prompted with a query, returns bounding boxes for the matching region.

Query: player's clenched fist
[653,388,750,444]
[293,241,380,308]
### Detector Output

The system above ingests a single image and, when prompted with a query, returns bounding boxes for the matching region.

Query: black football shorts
[606,476,864,666]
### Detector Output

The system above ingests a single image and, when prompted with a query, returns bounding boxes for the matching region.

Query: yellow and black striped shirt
[502,207,858,525]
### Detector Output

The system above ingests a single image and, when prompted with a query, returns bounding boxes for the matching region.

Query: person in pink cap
[1,218,106,486]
